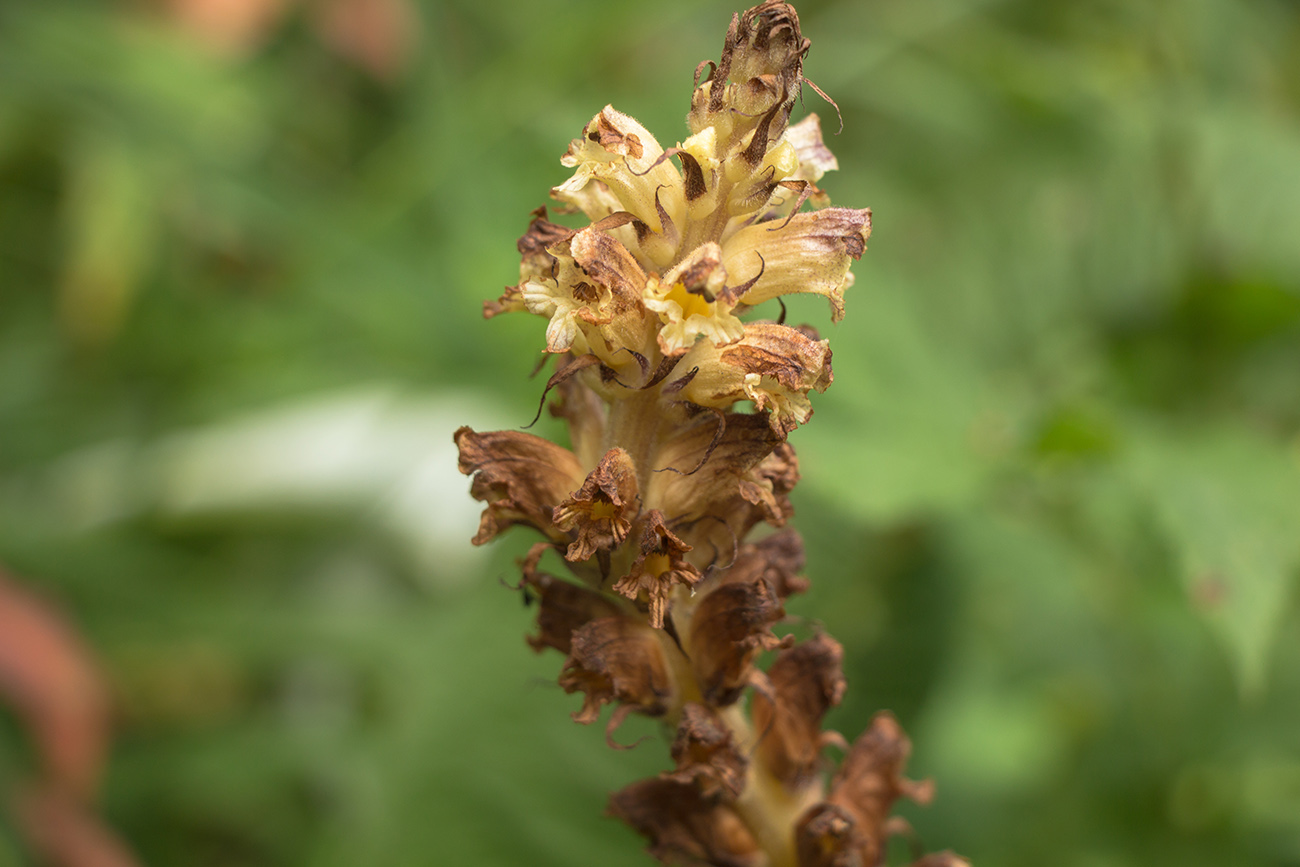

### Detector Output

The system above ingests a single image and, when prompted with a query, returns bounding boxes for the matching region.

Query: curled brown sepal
[665,703,749,800]
[794,712,936,867]
[521,566,623,656]
[688,574,789,707]
[609,777,762,867]
[552,447,640,562]
[558,616,675,738]
[751,633,847,790]
[613,510,703,629]
[454,427,586,546]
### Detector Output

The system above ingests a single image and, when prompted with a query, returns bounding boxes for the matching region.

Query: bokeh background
[2,0,1299,865]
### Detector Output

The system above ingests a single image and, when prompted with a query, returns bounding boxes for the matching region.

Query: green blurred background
[2,0,1299,864]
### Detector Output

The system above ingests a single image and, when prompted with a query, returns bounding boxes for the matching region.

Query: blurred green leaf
[1130,426,1300,696]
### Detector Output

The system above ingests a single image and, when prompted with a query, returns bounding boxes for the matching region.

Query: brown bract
[553,447,640,562]
[609,778,762,867]
[751,633,846,790]
[454,427,585,545]
[613,510,702,629]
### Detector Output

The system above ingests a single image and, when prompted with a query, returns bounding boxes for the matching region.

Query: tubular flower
[456,3,965,866]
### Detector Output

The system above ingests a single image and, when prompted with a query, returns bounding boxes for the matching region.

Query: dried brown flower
[454,2,964,865]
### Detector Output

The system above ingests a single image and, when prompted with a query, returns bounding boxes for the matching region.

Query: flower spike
[455,3,964,865]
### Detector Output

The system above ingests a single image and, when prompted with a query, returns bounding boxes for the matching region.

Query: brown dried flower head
[456,3,963,866]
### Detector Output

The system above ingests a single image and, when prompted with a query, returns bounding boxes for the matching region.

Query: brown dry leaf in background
[162,0,418,79]
[0,569,140,867]
[13,785,140,867]
[0,570,109,799]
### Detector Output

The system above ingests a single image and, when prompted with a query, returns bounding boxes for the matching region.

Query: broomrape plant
[456,3,966,865]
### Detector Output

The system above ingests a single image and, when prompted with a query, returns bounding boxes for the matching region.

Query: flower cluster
[456,3,966,865]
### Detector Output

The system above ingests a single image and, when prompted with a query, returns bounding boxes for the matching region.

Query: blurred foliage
[2,0,1299,865]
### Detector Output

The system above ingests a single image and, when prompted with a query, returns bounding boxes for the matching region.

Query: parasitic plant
[456,3,968,865]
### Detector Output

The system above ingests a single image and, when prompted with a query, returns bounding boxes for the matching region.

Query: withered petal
[751,633,846,790]
[666,703,749,800]
[522,567,623,656]
[688,576,787,707]
[794,712,934,867]
[716,529,809,603]
[648,412,785,525]
[719,322,833,395]
[750,529,810,598]
[483,284,526,319]
[735,441,800,530]
[670,323,832,435]
[784,113,838,185]
[455,427,586,545]
[609,778,762,867]
[794,803,859,867]
[569,226,649,310]
[558,616,675,726]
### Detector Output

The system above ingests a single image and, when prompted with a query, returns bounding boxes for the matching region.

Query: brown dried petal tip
[517,206,572,283]
[748,528,810,599]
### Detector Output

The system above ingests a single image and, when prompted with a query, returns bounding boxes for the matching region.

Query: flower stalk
[457,3,968,865]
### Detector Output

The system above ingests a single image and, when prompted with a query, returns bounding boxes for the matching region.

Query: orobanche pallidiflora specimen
[456,3,966,865]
